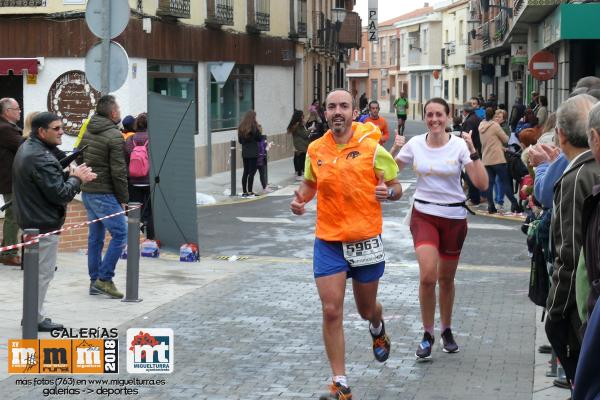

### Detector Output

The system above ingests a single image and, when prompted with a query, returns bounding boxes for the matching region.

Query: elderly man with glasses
[0,97,24,266]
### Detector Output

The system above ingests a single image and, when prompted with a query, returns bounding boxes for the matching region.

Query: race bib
[342,236,385,267]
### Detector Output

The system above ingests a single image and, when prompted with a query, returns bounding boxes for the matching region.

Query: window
[445,29,449,43]
[463,75,467,102]
[424,74,431,99]
[443,79,449,99]
[380,37,387,65]
[381,78,387,97]
[422,29,428,53]
[371,42,377,66]
[371,79,378,100]
[209,65,254,131]
[362,48,366,61]
[410,74,417,99]
[401,33,406,56]
[354,49,358,62]
[148,62,196,101]
[454,77,459,99]
[390,38,397,65]
[459,20,465,45]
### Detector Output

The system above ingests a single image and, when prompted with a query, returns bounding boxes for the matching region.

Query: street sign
[368,0,378,41]
[85,41,129,93]
[528,50,557,81]
[210,62,235,89]
[85,0,130,40]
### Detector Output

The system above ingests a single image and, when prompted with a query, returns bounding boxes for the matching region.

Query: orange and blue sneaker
[370,320,391,362]
[319,382,352,400]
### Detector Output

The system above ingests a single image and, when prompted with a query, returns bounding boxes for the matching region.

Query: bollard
[122,203,143,302]
[22,229,39,339]
[230,140,236,197]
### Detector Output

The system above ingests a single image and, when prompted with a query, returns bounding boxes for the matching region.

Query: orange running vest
[308,122,383,242]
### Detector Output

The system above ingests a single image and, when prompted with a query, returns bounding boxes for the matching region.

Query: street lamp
[331,5,347,26]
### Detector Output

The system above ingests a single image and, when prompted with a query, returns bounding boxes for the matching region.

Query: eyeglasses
[7,107,21,111]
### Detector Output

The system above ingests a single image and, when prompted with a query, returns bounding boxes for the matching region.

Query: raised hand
[375,173,388,202]
[290,189,306,215]
[461,130,476,153]
[394,132,406,148]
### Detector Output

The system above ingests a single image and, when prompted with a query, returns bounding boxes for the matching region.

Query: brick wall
[0,200,114,252]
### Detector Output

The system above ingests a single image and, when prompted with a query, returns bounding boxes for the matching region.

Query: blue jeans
[494,175,504,205]
[485,164,519,212]
[82,193,127,281]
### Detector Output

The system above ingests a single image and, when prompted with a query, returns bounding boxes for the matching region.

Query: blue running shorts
[313,238,385,283]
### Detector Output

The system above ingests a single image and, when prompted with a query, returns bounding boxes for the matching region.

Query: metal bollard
[230,140,236,197]
[122,203,143,303]
[22,229,39,339]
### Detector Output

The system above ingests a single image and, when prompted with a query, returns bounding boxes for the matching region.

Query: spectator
[22,111,39,139]
[12,112,96,331]
[121,115,136,141]
[479,107,523,214]
[0,97,25,266]
[288,110,310,181]
[124,112,154,240]
[78,94,129,299]
[238,110,262,197]
[470,97,485,120]
[509,97,526,133]
[359,92,368,111]
[515,109,539,136]
[306,110,326,142]
[536,96,549,128]
[494,109,510,136]
[461,102,483,206]
[545,94,599,387]
[530,91,540,111]
[519,127,541,148]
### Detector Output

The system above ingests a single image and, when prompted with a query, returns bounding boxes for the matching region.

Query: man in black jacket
[0,97,25,266]
[13,112,96,331]
[461,102,483,205]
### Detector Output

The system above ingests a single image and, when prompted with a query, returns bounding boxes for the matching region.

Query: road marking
[237,217,295,224]
[267,185,296,196]
[468,223,517,231]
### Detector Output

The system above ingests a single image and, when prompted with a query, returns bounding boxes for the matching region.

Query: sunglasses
[47,126,62,132]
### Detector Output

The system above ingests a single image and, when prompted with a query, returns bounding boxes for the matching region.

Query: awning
[0,58,38,75]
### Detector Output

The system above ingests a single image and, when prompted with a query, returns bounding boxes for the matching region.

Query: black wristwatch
[470,152,480,161]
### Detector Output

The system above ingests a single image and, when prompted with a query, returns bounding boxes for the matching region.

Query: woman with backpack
[124,112,154,239]
[238,110,263,197]
[288,110,310,180]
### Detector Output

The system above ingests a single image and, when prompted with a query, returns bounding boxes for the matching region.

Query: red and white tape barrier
[0,205,141,253]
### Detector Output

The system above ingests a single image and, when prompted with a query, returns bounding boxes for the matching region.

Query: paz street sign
[85,0,130,40]
[85,41,129,93]
[528,50,558,81]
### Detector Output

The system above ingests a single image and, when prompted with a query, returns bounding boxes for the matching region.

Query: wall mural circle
[46,70,101,136]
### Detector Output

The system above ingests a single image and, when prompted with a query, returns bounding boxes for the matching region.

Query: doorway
[0,74,24,128]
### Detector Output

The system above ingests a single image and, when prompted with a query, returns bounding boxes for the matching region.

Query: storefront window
[210,65,254,131]
[148,62,196,101]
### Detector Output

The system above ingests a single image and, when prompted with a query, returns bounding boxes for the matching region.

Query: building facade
[0,0,360,176]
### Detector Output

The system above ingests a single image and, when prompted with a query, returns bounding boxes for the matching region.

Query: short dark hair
[368,100,380,108]
[424,98,450,115]
[96,95,117,118]
[538,95,548,107]
[470,97,480,106]
[135,113,148,131]
[31,112,61,135]
[485,107,495,121]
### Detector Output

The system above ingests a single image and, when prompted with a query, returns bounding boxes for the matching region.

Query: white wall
[23,57,147,151]
[254,65,294,137]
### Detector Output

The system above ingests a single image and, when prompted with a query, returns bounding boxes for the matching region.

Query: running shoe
[441,328,460,353]
[319,382,352,400]
[370,320,391,362]
[415,331,434,360]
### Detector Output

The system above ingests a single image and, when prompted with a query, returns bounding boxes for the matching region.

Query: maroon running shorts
[409,207,468,260]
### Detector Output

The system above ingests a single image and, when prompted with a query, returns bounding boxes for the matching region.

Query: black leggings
[242,157,258,194]
[128,184,155,240]
[293,151,306,176]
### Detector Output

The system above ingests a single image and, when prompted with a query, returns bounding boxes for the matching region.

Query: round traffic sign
[85,41,129,93]
[85,0,130,40]
[528,50,557,81]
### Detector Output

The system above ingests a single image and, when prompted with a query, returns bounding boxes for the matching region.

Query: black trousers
[293,151,306,176]
[128,184,155,240]
[242,157,258,194]
[545,308,583,383]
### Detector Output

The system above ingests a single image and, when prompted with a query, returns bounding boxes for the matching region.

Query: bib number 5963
[343,236,385,267]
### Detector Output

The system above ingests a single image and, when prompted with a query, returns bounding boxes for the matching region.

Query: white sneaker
[262,187,275,194]
[295,175,303,181]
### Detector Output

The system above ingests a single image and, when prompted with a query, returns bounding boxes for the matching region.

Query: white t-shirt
[396,133,473,219]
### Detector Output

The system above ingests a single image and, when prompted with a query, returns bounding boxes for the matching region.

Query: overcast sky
[353,0,447,24]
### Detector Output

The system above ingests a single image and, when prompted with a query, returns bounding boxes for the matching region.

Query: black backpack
[505,144,529,182]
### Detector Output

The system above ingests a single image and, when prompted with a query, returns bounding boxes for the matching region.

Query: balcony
[338,11,361,49]
[247,0,270,33]
[482,22,490,49]
[312,11,326,49]
[206,0,234,27]
[0,0,46,5]
[157,0,190,19]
